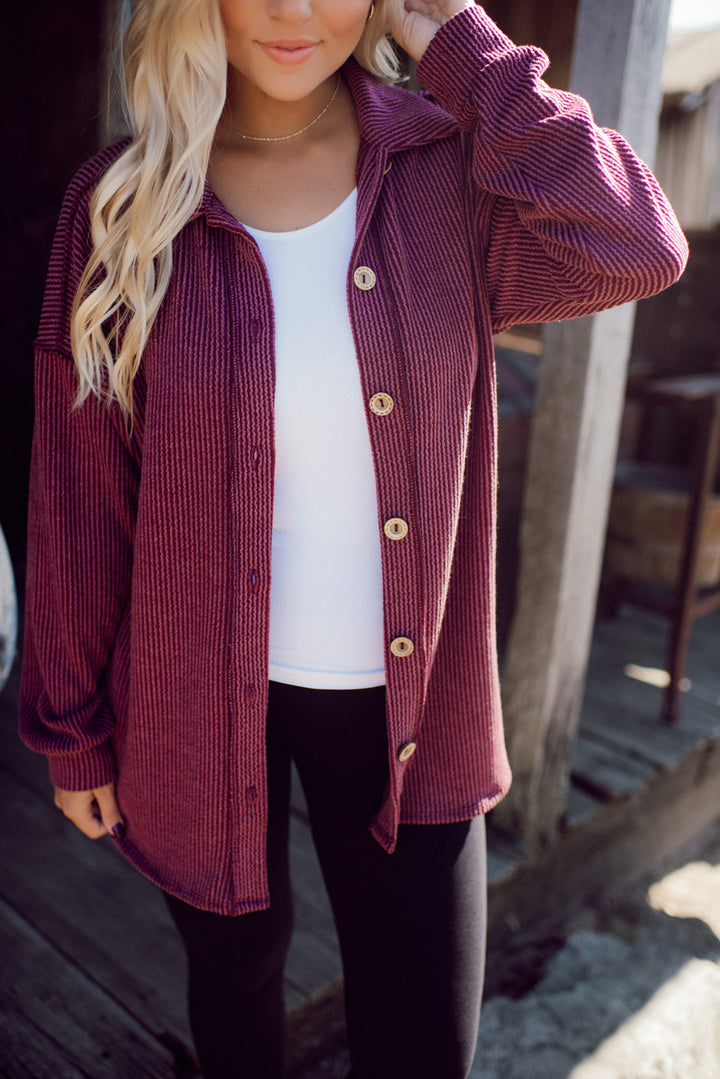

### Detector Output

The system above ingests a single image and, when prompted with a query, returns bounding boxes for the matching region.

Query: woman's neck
[209,69,360,232]
[222,68,340,143]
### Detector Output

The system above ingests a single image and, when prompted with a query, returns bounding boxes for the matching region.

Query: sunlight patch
[568,959,720,1078]
[648,861,720,940]
[624,663,691,693]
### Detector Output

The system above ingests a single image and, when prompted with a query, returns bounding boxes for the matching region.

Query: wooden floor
[572,603,720,817]
[1,602,719,1077]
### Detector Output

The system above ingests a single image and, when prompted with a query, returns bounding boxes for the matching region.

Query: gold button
[384,517,409,541]
[369,392,394,417]
[389,636,414,658]
[397,741,417,763]
[354,266,377,291]
[384,160,393,176]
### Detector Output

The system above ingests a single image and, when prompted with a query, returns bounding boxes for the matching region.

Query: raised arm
[391,2,688,330]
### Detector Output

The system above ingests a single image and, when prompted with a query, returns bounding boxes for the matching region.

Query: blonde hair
[355,0,402,83]
[72,0,399,419]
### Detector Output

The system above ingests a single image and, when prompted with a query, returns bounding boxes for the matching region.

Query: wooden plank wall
[655,82,720,232]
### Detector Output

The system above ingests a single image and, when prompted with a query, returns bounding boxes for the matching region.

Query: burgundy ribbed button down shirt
[20,9,688,913]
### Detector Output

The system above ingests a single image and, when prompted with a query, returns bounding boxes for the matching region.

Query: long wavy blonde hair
[71,0,399,420]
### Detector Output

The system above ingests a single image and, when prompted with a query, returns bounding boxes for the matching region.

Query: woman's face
[218,0,373,102]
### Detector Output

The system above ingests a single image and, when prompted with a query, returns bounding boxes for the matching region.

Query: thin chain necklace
[224,74,341,143]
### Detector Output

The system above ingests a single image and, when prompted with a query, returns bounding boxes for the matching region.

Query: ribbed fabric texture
[19,7,688,914]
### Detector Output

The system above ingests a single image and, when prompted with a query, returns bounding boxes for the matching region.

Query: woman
[20,1,687,1076]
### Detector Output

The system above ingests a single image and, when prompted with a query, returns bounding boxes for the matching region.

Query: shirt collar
[342,56,457,152]
[193,58,457,226]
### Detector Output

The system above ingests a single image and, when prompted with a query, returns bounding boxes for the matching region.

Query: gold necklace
[225,75,341,143]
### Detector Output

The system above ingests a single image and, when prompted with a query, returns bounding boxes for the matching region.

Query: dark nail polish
[111,823,125,840]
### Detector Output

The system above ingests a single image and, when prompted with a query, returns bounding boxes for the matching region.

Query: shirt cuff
[47,739,117,792]
[415,5,548,129]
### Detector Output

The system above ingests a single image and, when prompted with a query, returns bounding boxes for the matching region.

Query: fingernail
[111,823,125,840]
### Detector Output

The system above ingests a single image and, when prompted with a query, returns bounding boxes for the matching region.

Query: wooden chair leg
[662,399,720,724]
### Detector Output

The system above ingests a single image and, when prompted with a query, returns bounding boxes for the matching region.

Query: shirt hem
[268,666,386,690]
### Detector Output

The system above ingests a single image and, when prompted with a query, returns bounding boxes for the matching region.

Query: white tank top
[243,190,386,689]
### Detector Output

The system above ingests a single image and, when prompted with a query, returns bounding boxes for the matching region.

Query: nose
[267,0,313,24]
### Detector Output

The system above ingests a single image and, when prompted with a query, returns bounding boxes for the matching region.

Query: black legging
[164,682,487,1079]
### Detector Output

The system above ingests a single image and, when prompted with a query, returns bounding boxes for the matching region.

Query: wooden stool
[606,375,720,724]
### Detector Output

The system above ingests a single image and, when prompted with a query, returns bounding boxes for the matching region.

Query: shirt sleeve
[19,156,140,792]
[415,5,689,333]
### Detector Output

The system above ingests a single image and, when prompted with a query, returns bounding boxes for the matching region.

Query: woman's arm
[390,3,688,330]
[19,159,140,811]
[20,346,139,793]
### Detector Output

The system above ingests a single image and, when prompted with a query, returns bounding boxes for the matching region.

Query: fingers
[54,787,107,839]
[94,783,126,838]
[388,1,472,64]
[54,783,125,841]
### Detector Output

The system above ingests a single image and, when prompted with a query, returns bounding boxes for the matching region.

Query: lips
[259,39,319,66]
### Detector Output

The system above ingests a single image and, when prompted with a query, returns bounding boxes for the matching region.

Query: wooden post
[496,0,672,846]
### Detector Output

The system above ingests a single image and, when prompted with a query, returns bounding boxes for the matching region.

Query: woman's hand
[54,782,125,840]
[387,0,475,64]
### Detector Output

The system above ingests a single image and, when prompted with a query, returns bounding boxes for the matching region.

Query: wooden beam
[496,0,673,846]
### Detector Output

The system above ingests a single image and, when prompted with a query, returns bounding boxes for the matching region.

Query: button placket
[350,232,422,747]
